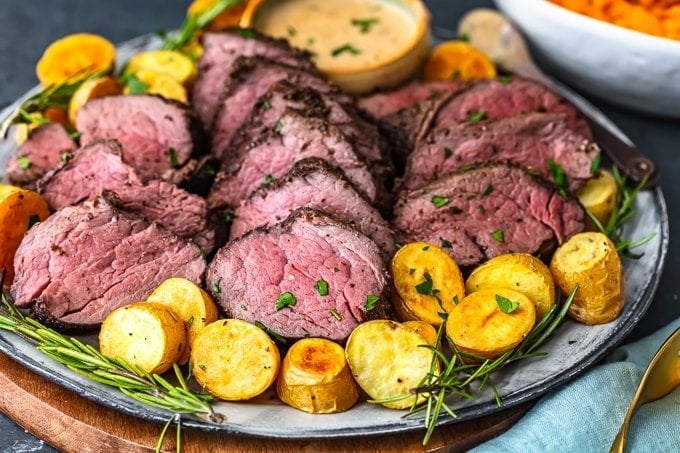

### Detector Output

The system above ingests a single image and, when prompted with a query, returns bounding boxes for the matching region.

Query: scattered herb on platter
[364,295,379,311]
[490,229,505,243]
[547,158,569,196]
[467,111,487,123]
[120,73,149,95]
[495,294,519,314]
[315,279,329,296]
[370,286,578,445]
[275,291,297,310]
[585,166,654,258]
[431,195,449,209]
[331,44,361,57]
[351,17,380,34]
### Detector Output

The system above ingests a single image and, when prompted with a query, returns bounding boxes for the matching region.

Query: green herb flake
[440,238,452,249]
[307,37,316,45]
[468,111,487,123]
[443,147,453,159]
[499,75,514,85]
[169,148,180,168]
[490,229,505,242]
[395,243,403,249]
[239,29,256,39]
[212,280,221,294]
[451,70,462,80]
[27,214,41,229]
[482,184,494,197]
[315,279,329,296]
[590,151,602,174]
[254,321,287,344]
[262,101,272,110]
[547,158,569,190]
[287,26,297,37]
[275,291,297,310]
[121,74,149,95]
[331,44,361,57]
[187,316,195,326]
[453,295,459,305]
[17,156,31,169]
[274,120,284,133]
[458,33,470,42]
[263,174,275,186]
[409,268,416,275]
[422,245,430,251]
[60,152,72,163]
[477,205,486,214]
[198,364,207,371]
[568,340,577,345]
[223,210,235,224]
[431,195,450,209]
[496,294,519,313]
[351,17,379,33]
[329,308,342,321]
[69,131,81,140]
[365,294,379,311]
[415,272,434,296]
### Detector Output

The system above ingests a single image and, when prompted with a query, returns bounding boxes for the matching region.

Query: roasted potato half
[345,320,434,409]
[446,288,536,360]
[191,319,280,401]
[277,338,359,414]
[391,242,465,326]
[146,277,219,363]
[577,170,617,229]
[466,253,555,319]
[402,321,437,346]
[99,302,187,374]
[550,232,624,325]
[124,50,196,87]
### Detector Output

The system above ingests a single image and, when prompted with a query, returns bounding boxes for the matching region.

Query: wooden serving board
[0,352,531,452]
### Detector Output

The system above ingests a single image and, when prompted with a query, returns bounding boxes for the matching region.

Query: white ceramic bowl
[494,0,680,118]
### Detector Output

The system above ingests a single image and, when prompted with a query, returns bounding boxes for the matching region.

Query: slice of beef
[231,158,395,260]
[11,198,206,331]
[392,164,585,269]
[211,57,351,160]
[208,110,378,209]
[206,208,389,341]
[6,123,76,188]
[400,113,600,192]
[234,80,393,181]
[75,95,201,182]
[38,140,215,252]
[192,28,314,129]
[358,80,461,120]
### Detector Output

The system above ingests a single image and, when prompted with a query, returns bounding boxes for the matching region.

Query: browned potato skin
[276,338,359,414]
[391,242,465,326]
[446,288,536,359]
[550,232,624,325]
[99,302,187,375]
[402,321,437,346]
[466,253,555,319]
[191,319,280,401]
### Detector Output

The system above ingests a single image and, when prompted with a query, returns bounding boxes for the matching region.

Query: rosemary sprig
[372,286,578,445]
[160,0,244,51]
[585,166,654,259]
[0,70,106,138]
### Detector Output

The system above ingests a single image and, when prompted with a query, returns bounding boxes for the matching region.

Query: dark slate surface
[0,0,677,450]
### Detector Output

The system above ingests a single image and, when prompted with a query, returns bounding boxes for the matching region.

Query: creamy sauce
[255,0,417,72]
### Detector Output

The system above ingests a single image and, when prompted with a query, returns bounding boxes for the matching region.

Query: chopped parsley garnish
[274,120,284,133]
[187,316,195,326]
[458,32,470,42]
[27,214,40,229]
[169,148,180,168]
[477,205,486,214]
[547,158,569,192]
[223,211,235,224]
[287,26,297,37]
[365,294,379,311]
[453,295,459,305]
[440,238,452,249]
[395,243,403,249]
[331,44,361,57]
[121,73,149,94]
[496,294,519,313]
[443,147,453,159]
[499,75,514,85]
[198,364,207,371]
[415,272,434,295]
[262,101,272,110]
[254,321,287,344]
[212,280,221,293]
[315,279,329,296]
[590,151,602,174]
[239,29,256,39]
[263,174,275,186]
[490,229,505,242]
[17,156,31,169]
[275,291,297,310]
[351,17,379,33]
[451,70,462,80]
[409,268,416,275]
[329,308,342,321]
[422,245,430,251]
[431,195,450,209]
[482,184,494,197]
[60,152,72,163]
[69,131,81,140]
[468,111,487,123]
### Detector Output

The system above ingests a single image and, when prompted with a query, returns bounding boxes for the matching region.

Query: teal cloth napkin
[472,318,680,452]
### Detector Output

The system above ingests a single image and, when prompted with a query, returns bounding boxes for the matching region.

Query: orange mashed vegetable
[550,0,680,40]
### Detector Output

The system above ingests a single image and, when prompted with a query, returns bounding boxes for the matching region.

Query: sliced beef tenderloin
[208,110,379,209]
[358,80,461,120]
[206,208,390,341]
[392,164,585,269]
[6,123,76,188]
[211,57,351,160]
[234,80,393,181]
[38,140,215,252]
[75,95,201,182]
[192,28,314,129]
[11,198,206,331]
[231,158,395,261]
[400,113,600,192]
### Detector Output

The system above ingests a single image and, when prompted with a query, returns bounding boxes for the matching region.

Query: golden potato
[0,186,50,284]
[466,253,555,319]
[191,319,280,401]
[99,302,187,374]
[577,170,617,230]
[124,50,196,87]
[446,288,536,359]
[345,320,434,409]
[276,338,359,414]
[402,321,437,346]
[391,242,465,326]
[146,277,219,363]
[550,232,624,325]
[68,76,122,125]
[124,69,188,103]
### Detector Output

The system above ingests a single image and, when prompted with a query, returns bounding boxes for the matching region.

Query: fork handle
[610,419,631,453]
